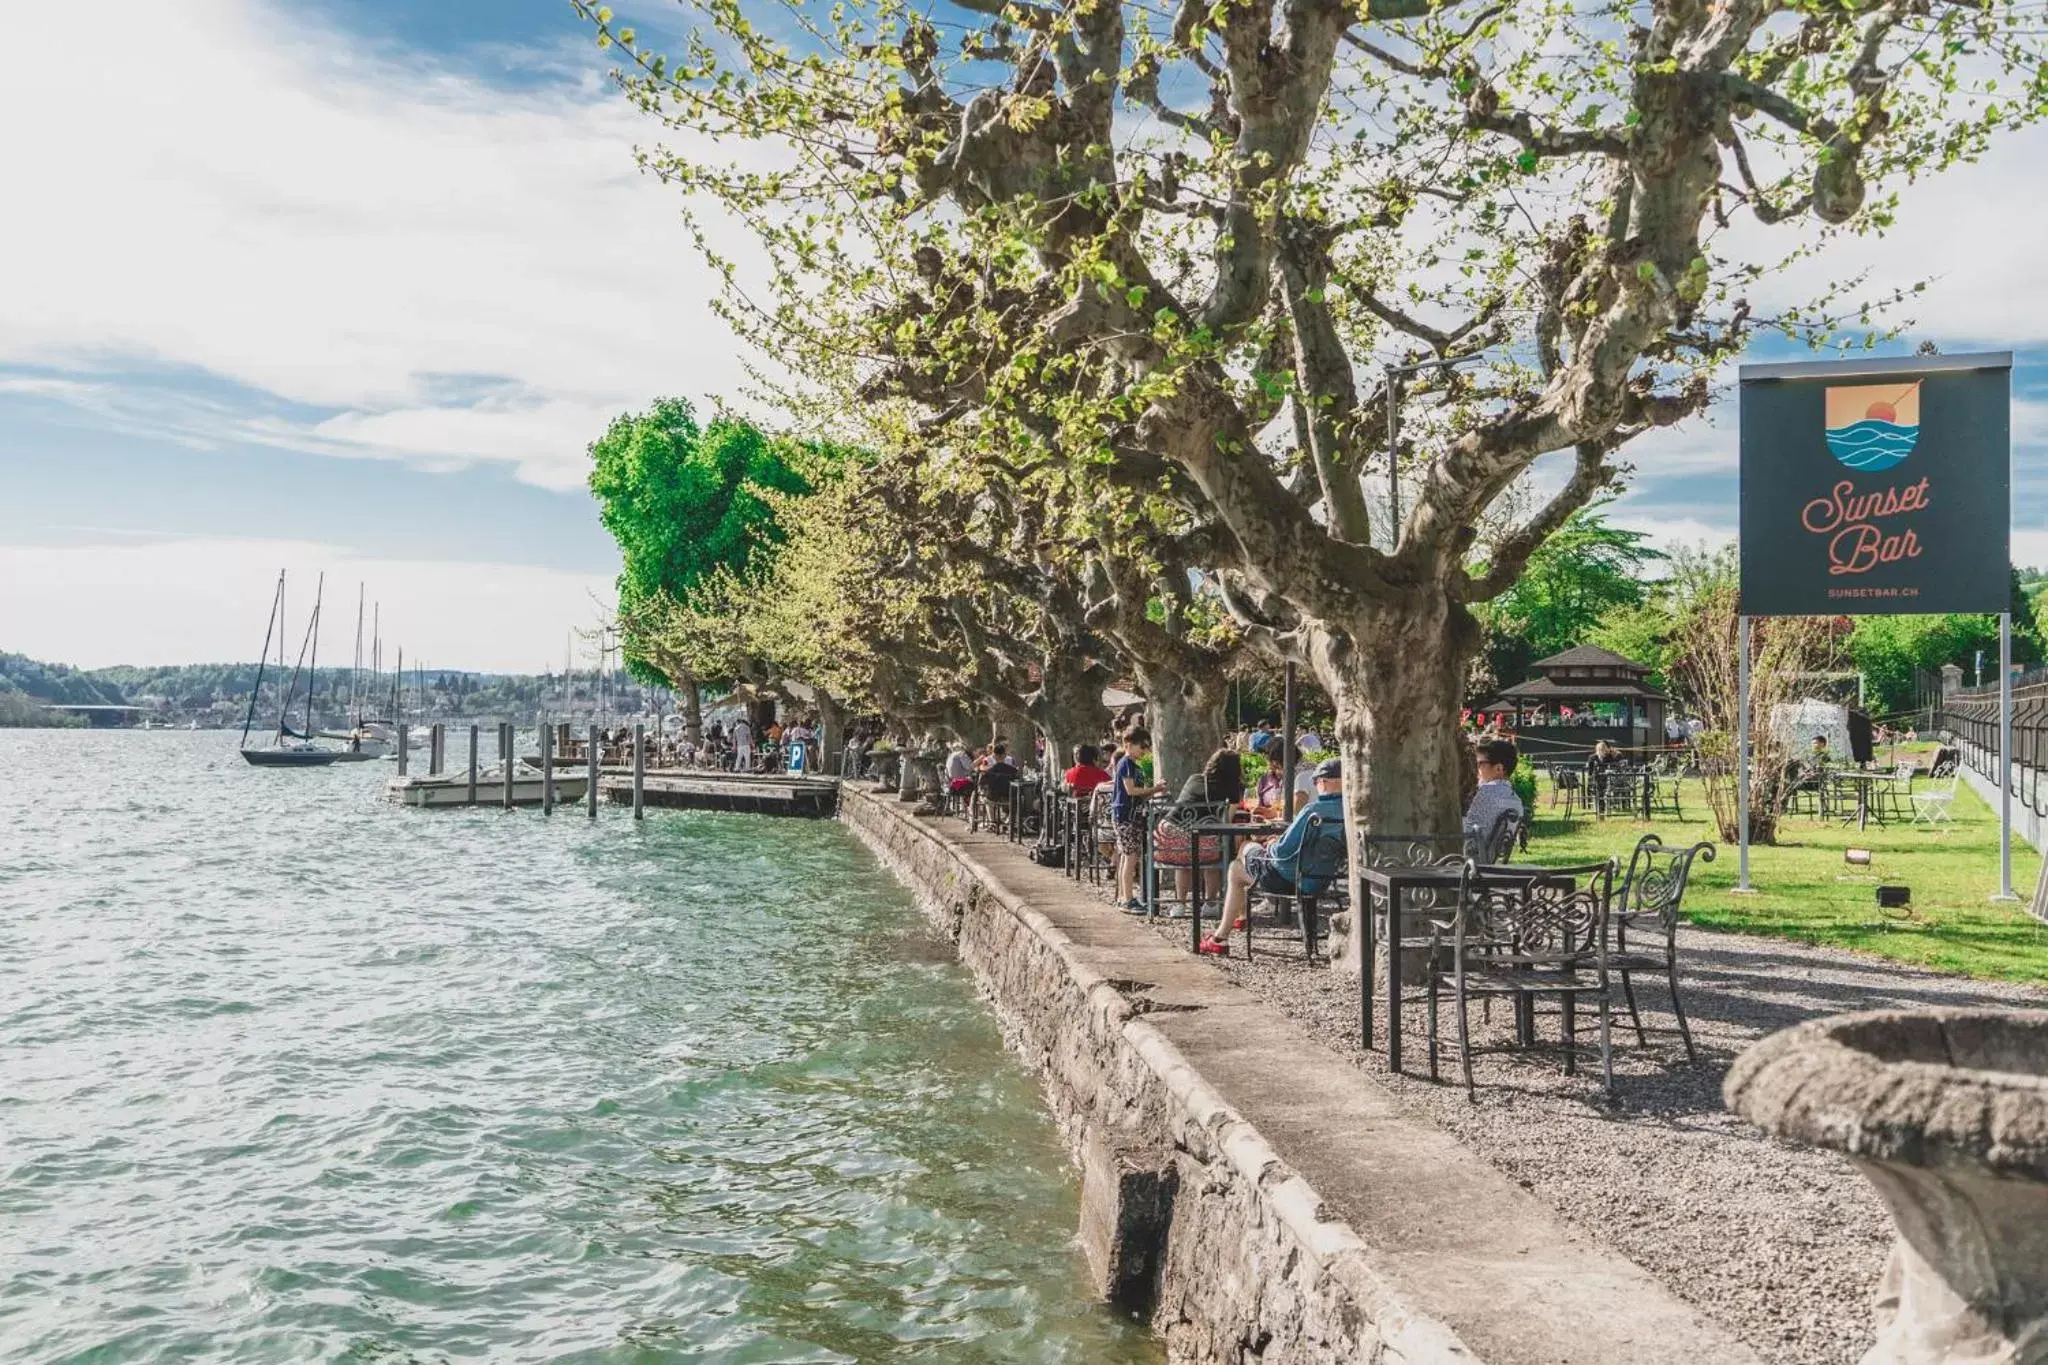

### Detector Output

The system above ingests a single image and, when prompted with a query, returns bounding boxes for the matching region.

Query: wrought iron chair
[1150,799,1234,919]
[970,765,1016,833]
[1608,834,1716,1061]
[1425,858,1619,1099]
[1464,807,1524,864]
[1874,761,1916,825]
[1244,810,1347,962]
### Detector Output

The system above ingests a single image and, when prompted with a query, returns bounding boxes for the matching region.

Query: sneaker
[1197,937,1230,956]
[1232,917,1246,931]
[1120,899,1147,914]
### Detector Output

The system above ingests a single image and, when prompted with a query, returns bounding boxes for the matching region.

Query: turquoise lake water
[0,731,1159,1363]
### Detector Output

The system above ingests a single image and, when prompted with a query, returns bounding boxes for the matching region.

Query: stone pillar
[1727,1008,2048,1365]
[1941,663,1964,697]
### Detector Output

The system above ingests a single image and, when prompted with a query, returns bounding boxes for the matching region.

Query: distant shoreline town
[0,652,670,730]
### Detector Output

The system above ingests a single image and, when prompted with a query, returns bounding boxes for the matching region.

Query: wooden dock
[600,770,840,818]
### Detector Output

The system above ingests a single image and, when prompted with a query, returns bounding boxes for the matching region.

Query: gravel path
[1094,882,2048,1365]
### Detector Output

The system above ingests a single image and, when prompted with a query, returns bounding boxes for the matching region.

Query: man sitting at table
[1200,758,1344,955]
[1465,738,1525,857]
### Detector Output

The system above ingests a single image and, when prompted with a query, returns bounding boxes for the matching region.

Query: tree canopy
[577,0,2048,849]
[587,398,814,687]
[1475,504,1663,693]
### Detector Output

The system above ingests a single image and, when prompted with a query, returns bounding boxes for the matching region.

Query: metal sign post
[1997,611,2017,901]
[1736,616,1753,893]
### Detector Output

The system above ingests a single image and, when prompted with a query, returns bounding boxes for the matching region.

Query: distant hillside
[0,652,126,705]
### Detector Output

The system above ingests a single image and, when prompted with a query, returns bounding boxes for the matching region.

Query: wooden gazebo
[1481,645,1668,761]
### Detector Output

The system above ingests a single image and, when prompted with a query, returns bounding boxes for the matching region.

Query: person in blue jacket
[1201,758,1344,955]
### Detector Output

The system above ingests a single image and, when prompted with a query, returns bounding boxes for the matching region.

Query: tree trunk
[1310,597,1478,977]
[1138,665,1228,796]
[676,666,703,746]
[1035,654,1110,787]
[814,689,844,774]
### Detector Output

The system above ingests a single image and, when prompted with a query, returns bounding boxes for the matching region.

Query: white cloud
[1727,126,2048,347]
[0,537,617,673]
[0,0,741,487]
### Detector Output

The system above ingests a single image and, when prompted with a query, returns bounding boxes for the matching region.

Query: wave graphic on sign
[1825,418,1920,471]
[1824,380,1920,472]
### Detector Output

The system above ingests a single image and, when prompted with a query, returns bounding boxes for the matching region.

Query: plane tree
[588,398,813,740]
[582,0,2046,916]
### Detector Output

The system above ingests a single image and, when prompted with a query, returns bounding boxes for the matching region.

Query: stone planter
[1726,1009,2048,1365]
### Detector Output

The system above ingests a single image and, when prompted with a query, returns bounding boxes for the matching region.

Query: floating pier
[383,722,835,817]
[601,771,839,818]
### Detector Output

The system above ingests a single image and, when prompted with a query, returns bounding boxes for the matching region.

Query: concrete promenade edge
[838,784,1762,1365]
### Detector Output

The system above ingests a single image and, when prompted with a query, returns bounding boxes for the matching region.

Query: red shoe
[1198,937,1230,956]
[1232,918,1246,931]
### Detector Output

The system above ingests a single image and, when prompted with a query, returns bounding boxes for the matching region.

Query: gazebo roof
[1532,644,1648,672]
[1493,677,1665,703]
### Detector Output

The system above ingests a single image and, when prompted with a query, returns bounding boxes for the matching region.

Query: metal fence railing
[1933,692,2048,823]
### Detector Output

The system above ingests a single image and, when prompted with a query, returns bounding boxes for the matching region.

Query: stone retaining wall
[840,784,1477,1364]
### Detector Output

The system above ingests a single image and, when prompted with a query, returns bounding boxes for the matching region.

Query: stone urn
[1726,1009,2048,1365]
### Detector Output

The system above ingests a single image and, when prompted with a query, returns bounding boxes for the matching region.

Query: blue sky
[2,0,2046,670]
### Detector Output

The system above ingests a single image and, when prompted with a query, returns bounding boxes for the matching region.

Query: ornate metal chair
[1425,859,1619,1099]
[1608,834,1716,1061]
[1244,810,1347,961]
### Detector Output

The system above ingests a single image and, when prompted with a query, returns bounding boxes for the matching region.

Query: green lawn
[1524,774,2048,986]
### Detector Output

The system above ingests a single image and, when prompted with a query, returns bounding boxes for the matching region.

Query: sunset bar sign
[1739,352,2011,616]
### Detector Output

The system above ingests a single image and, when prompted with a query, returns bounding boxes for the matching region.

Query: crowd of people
[1022,715,1528,954]
[677,713,823,774]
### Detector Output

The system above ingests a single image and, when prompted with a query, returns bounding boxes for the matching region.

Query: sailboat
[317,584,390,757]
[239,572,363,767]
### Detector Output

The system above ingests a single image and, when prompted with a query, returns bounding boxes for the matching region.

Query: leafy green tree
[587,398,814,734]
[1474,506,1663,695]
[1848,569,2042,715]
[582,0,2048,854]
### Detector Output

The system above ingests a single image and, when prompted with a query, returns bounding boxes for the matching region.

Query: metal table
[1829,770,1892,829]
[1184,820,1284,953]
[1359,862,1548,1073]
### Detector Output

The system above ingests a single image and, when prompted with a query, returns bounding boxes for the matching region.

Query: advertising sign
[1739,353,2011,616]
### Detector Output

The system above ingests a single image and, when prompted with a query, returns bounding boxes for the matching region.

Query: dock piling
[428,723,444,777]
[632,723,645,820]
[502,723,515,810]
[586,725,599,818]
[466,725,478,805]
[541,720,555,814]
[397,723,409,776]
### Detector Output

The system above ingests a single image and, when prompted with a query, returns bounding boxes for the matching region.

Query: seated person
[1063,744,1112,796]
[1162,749,1246,904]
[1252,742,1303,817]
[1464,738,1525,858]
[944,741,975,796]
[1202,758,1344,954]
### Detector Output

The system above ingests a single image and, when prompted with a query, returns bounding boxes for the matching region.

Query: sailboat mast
[304,573,324,740]
[239,571,285,748]
[276,586,319,744]
[351,584,364,727]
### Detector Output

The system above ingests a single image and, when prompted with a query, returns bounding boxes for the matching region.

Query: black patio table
[1183,819,1285,953]
[1359,861,1551,1073]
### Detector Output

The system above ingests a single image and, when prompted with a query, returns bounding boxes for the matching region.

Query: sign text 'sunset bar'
[1738,353,2011,617]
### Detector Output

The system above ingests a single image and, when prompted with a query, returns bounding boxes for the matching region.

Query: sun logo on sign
[1824,381,1920,472]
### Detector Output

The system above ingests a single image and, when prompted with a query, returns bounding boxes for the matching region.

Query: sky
[1,0,2046,671]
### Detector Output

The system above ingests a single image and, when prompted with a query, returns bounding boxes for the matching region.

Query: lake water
[0,731,1157,1363]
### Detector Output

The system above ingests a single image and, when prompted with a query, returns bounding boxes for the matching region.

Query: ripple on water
[0,731,1158,1364]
